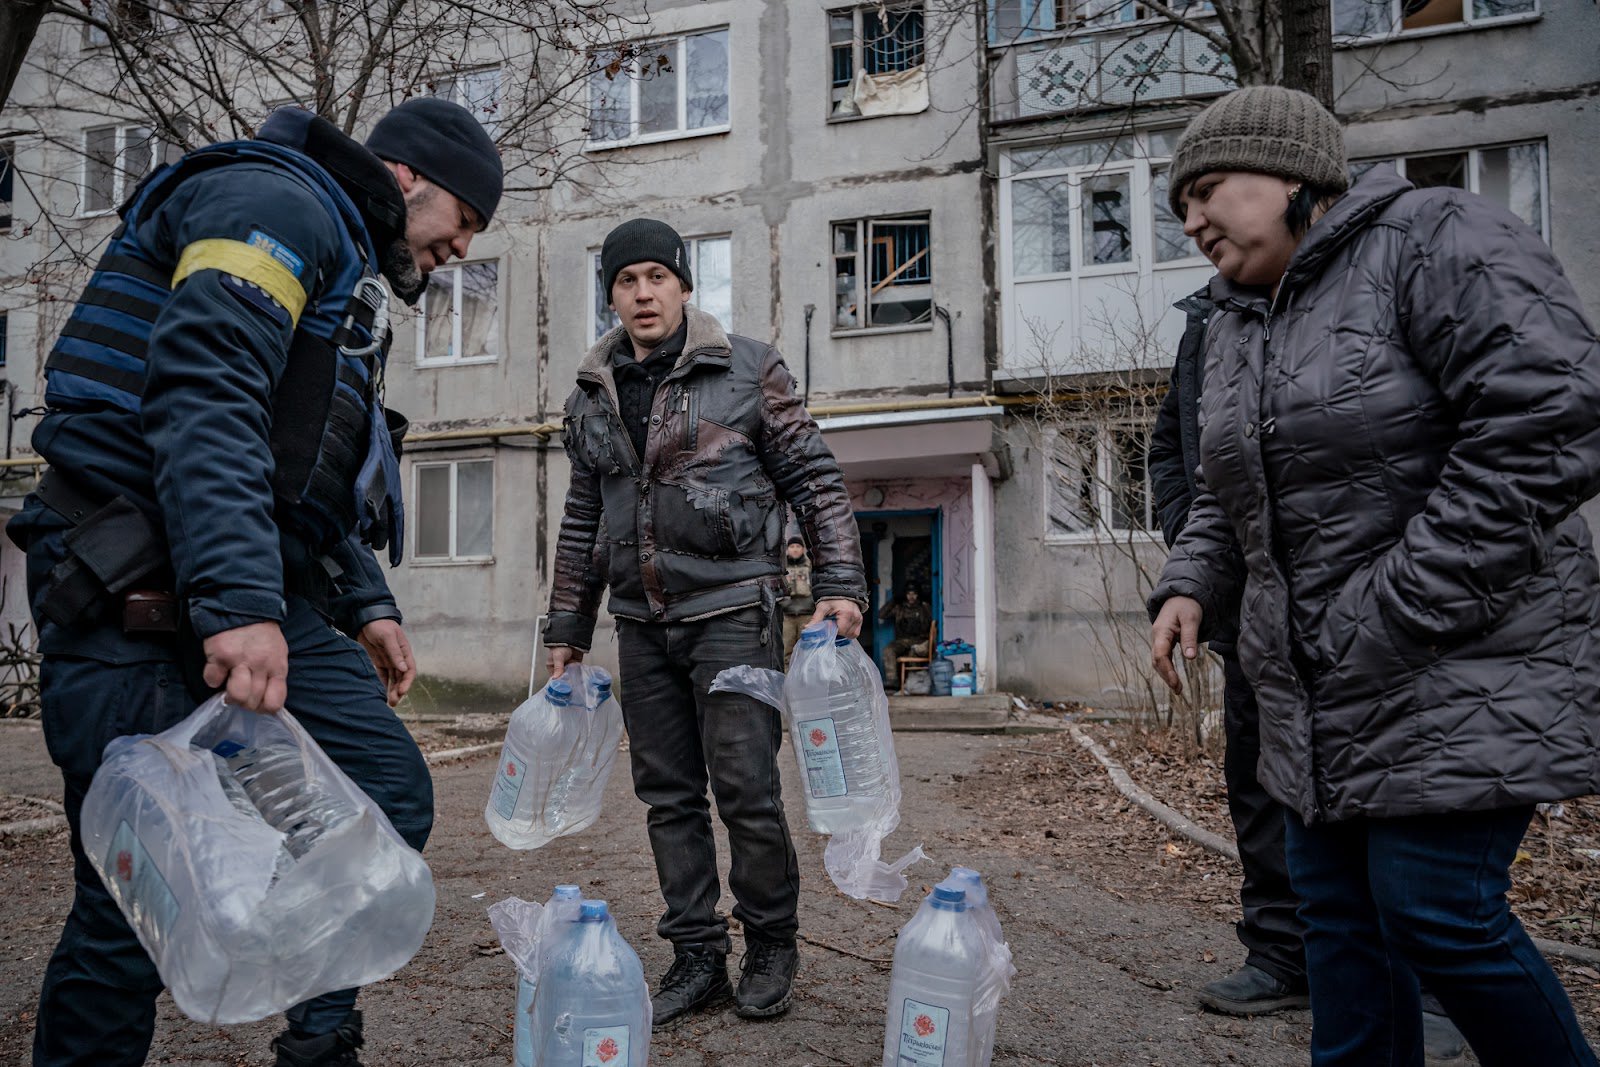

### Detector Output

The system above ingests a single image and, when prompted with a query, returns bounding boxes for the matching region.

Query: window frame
[1042,421,1160,544]
[414,259,502,368]
[999,130,1205,287]
[1351,140,1550,241]
[830,212,936,335]
[425,66,503,136]
[78,123,172,217]
[828,2,927,121]
[411,457,496,564]
[587,233,734,344]
[1331,0,1539,43]
[585,27,732,151]
[988,0,1211,46]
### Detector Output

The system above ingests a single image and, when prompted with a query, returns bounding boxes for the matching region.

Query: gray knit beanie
[1166,86,1348,218]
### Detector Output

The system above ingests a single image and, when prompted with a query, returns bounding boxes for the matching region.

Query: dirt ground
[1,711,1597,1066]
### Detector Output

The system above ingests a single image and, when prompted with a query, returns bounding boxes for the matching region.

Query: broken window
[588,28,730,148]
[417,261,500,365]
[414,459,494,561]
[1046,421,1156,538]
[830,5,928,119]
[1352,141,1546,239]
[831,215,933,331]
[589,234,733,343]
[1332,0,1536,38]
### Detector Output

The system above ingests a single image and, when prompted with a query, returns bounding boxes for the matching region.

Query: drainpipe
[933,304,954,398]
[802,303,816,405]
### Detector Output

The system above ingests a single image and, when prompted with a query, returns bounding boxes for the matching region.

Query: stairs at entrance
[886,693,1010,732]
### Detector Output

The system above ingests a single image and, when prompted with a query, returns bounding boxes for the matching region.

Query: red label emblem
[596,1036,620,1062]
[505,762,518,777]
[115,850,133,881]
[809,728,828,747]
[914,1014,936,1037]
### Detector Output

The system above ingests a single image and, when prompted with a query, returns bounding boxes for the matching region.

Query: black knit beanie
[367,97,503,226]
[1167,86,1348,218]
[601,218,693,301]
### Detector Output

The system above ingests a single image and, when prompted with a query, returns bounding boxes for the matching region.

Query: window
[1046,422,1155,538]
[831,215,932,331]
[413,459,494,561]
[1005,131,1198,281]
[589,235,733,343]
[428,68,502,136]
[829,5,926,118]
[588,28,730,148]
[1352,142,1547,240]
[989,0,1210,43]
[417,262,500,365]
[81,124,178,214]
[1332,0,1536,38]
[0,142,13,232]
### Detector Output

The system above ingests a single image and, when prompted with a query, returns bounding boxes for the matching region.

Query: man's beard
[382,237,426,305]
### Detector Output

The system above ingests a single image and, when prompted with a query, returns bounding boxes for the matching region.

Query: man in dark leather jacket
[546,219,868,1030]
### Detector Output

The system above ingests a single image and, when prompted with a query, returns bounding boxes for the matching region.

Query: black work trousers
[1222,652,1307,986]
[616,604,800,948]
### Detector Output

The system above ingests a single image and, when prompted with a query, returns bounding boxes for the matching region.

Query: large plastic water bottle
[532,900,650,1066]
[787,627,893,834]
[214,739,359,875]
[515,884,583,1067]
[486,679,583,849]
[948,867,1013,1067]
[882,880,984,1067]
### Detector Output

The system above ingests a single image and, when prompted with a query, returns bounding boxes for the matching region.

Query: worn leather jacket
[546,306,867,649]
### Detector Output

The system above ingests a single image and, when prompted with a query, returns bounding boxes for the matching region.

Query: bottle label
[582,1024,629,1065]
[796,716,847,799]
[107,819,179,934]
[897,997,951,1066]
[492,745,526,820]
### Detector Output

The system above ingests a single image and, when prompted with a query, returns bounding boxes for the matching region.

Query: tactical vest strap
[57,319,149,362]
[44,351,149,398]
[97,252,172,289]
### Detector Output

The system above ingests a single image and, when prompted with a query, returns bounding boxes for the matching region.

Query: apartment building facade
[1,0,1597,704]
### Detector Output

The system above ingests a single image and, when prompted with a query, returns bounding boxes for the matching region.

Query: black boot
[651,942,732,1031]
[271,1010,365,1067]
[735,937,798,1019]
[1197,964,1309,1016]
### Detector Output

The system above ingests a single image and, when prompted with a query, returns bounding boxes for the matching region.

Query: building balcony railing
[989,20,1235,123]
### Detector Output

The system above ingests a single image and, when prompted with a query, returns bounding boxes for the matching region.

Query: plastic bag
[78,694,435,1024]
[712,620,923,901]
[948,866,1016,1065]
[486,664,624,850]
[489,886,583,1067]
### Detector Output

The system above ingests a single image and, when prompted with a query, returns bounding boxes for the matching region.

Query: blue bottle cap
[553,885,581,900]
[546,679,573,707]
[931,882,967,909]
[799,625,830,648]
[833,636,852,648]
[949,866,980,885]
[579,900,609,922]
[594,681,612,698]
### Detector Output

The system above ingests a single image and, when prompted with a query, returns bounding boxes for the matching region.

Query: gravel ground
[0,711,1593,1065]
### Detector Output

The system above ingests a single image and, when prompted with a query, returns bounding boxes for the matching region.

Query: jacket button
[1245,423,1256,438]
[640,551,651,562]
[650,414,661,425]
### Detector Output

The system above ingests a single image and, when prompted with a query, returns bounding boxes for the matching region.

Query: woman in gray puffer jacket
[1149,86,1600,1067]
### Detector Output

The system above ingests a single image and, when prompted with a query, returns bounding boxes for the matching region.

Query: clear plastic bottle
[516,884,583,1067]
[786,627,893,834]
[882,881,984,1067]
[947,867,1013,1067]
[532,900,650,1066]
[486,678,584,849]
[216,740,358,860]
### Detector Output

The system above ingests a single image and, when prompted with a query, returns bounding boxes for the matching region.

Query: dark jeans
[33,597,434,1066]
[617,604,800,947]
[1285,805,1598,1067]
[1221,654,1306,986]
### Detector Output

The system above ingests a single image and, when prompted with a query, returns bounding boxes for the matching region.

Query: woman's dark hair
[1285,183,1346,238]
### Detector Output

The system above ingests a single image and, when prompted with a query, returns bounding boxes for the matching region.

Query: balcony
[990,21,1235,122]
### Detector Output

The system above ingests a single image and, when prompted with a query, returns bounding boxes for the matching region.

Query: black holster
[35,472,168,628]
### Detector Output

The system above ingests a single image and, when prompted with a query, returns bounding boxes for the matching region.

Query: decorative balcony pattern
[994,23,1235,120]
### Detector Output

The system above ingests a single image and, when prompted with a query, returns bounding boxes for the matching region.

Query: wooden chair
[898,620,939,691]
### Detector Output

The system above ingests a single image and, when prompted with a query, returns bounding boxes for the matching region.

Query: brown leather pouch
[123,591,179,633]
